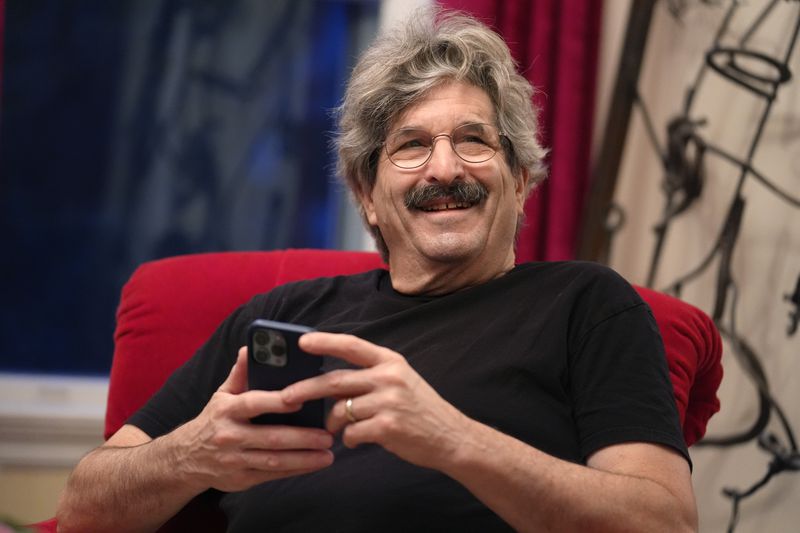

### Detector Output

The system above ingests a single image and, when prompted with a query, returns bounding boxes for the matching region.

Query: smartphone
[247,319,324,427]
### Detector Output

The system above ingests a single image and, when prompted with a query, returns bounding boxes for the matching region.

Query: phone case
[247,319,324,427]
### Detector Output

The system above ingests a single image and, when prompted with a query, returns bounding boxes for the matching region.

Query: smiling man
[58,11,698,533]
[362,82,526,294]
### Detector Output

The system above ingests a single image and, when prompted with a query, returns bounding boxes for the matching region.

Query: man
[58,11,697,532]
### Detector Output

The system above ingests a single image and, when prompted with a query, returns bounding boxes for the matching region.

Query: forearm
[442,418,697,533]
[57,433,204,533]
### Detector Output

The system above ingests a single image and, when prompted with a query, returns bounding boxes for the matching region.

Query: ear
[514,168,531,215]
[358,187,378,226]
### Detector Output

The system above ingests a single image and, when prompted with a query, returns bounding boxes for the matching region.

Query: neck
[387,250,516,296]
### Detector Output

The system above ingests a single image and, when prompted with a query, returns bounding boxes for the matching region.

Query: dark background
[0,0,379,374]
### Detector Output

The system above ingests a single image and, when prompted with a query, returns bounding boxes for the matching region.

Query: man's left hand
[281,332,471,470]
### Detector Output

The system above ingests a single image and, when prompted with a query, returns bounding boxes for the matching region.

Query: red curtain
[439,0,602,261]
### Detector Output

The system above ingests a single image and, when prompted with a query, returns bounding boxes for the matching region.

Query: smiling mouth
[405,182,489,212]
[419,201,474,212]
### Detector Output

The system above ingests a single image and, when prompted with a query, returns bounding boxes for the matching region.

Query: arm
[441,419,697,532]
[56,348,334,533]
[283,332,697,533]
[57,424,199,533]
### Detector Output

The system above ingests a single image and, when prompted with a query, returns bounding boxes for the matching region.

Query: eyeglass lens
[385,123,501,169]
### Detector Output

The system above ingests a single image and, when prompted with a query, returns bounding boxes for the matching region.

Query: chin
[417,235,485,263]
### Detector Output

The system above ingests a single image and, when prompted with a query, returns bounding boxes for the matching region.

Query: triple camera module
[252,329,288,367]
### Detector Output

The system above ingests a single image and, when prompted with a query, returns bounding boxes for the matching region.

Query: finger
[211,462,333,493]
[281,368,376,405]
[239,425,334,451]
[232,389,304,419]
[218,347,248,394]
[326,395,377,434]
[341,418,382,450]
[299,332,400,368]
[240,448,334,473]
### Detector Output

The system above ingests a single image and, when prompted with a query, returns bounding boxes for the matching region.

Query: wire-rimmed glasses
[383,122,505,169]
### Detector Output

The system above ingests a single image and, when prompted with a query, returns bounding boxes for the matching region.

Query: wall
[605,2,800,531]
[0,374,107,523]
[0,467,72,524]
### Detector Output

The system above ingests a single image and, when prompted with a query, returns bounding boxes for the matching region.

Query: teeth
[421,202,471,212]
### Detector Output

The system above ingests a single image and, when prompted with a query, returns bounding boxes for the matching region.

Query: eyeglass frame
[380,122,508,170]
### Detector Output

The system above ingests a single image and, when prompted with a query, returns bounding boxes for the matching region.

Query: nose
[425,134,463,183]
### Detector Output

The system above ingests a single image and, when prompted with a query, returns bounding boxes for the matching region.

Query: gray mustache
[404,181,489,209]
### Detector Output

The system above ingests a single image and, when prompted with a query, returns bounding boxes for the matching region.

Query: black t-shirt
[129,261,688,532]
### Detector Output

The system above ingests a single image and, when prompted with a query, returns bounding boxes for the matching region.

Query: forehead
[390,82,496,131]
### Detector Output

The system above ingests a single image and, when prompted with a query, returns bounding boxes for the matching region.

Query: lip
[419,201,473,212]
[415,196,479,213]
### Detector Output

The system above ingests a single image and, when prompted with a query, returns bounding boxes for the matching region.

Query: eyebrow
[391,120,490,132]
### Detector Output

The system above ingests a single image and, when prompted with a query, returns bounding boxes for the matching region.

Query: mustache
[404,181,489,210]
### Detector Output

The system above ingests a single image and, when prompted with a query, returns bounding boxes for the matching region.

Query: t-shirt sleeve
[126,293,270,439]
[567,269,690,465]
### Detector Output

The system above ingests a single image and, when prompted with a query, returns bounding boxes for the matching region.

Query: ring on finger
[345,397,358,423]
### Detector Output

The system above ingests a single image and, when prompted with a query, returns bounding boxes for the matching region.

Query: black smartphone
[247,319,324,427]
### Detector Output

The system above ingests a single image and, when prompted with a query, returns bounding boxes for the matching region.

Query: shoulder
[510,261,648,341]
[257,268,386,322]
[512,261,641,306]
[209,269,385,337]
[268,268,384,301]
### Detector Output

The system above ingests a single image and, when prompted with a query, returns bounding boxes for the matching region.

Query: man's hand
[176,346,335,492]
[57,347,334,533]
[280,332,697,533]
[280,332,469,471]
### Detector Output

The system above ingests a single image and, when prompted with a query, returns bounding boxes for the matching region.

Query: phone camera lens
[254,331,269,346]
[254,350,270,364]
[271,344,286,357]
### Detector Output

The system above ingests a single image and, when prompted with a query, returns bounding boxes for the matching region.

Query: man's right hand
[57,347,334,533]
[175,346,335,492]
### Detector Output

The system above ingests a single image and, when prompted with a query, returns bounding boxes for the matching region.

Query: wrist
[160,419,214,494]
[438,413,493,478]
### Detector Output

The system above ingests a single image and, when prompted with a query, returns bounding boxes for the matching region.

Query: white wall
[604,2,800,531]
[0,374,107,522]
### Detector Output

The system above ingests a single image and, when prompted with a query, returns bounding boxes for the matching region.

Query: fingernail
[281,388,295,403]
[323,450,335,463]
[298,333,312,348]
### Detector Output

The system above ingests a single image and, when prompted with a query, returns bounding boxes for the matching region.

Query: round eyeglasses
[383,123,505,169]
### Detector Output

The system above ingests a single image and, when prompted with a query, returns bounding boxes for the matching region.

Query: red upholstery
[105,249,384,440]
[635,286,723,447]
[36,249,722,533]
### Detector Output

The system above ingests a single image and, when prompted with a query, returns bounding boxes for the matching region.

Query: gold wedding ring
[345,397,358,423]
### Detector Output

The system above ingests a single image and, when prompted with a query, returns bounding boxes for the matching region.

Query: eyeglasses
[383,123,505,169]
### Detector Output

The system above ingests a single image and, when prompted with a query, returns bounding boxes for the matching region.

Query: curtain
[439,0,603,261]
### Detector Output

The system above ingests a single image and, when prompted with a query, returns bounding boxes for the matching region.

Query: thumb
[218,346,248,394]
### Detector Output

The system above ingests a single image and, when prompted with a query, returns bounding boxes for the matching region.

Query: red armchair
[38,249,723,532]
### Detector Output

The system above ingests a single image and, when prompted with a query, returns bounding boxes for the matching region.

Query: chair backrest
[107,249,385,439]
[105,249,722,532]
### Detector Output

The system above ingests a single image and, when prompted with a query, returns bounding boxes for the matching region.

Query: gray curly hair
[334,9,548,258]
